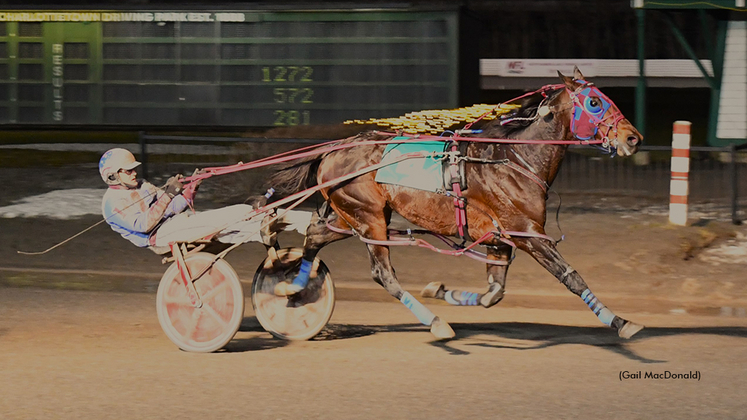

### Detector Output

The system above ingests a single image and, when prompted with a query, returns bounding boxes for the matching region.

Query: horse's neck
[510,144,567,185]
[508,123,569,185]
[475,89,573,185]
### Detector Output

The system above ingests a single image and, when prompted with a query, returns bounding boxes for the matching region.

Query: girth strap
[443,140,468,192]
[447,142,470,242]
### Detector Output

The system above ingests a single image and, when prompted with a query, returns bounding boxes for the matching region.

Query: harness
[409,80,625,244]
[445,141,470,241]
[177,80,627,266]
[23,81,626,268]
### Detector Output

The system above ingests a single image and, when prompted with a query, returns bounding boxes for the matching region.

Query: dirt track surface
[3,174,747,419]
[3,209,747,312]
[2,288,747,420]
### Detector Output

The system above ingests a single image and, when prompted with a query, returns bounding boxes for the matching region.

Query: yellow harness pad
[344,103,520,135]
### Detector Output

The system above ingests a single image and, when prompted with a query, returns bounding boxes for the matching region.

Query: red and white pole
[669,121,691,226]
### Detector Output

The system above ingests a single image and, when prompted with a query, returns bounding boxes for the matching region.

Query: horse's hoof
[430,317,455,340]
[618,321,644,339]
[421,282,445,299]
[274,282,303,297]
[479,283,504,308]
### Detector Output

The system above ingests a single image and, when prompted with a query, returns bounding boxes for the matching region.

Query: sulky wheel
[251,247,335,341]
[156,252,245,353]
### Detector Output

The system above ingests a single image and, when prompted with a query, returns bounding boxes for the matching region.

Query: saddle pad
[375,138,447,192]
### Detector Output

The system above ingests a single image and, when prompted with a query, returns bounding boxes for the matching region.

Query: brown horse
[267,67,644,340]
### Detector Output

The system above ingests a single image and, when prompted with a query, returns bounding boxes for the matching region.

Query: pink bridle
[565,80,627,152]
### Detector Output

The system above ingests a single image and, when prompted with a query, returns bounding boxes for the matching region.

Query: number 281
[273,110,311,126]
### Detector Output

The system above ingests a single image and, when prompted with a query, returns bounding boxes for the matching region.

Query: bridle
[565,80,626,154]
[498,81,627,155]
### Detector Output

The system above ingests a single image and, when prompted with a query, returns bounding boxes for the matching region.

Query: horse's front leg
[517,236,643,339]
[421,244,512,308]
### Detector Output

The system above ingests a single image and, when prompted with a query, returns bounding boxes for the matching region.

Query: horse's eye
[584,97,603,114]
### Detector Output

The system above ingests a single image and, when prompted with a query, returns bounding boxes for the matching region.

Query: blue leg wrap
[444,291,480,306]
[400,292,436,326]
[581,289,615,326]
[291,258,314,289]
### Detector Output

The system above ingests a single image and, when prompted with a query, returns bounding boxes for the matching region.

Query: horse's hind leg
[421,244,511,308]
[518,237,643,339]
[274,205,351,296]
[365,241,455,340]
[330,194,454,339]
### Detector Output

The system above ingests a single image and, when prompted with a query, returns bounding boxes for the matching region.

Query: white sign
[481,59,714,78]
[482,59,599,78]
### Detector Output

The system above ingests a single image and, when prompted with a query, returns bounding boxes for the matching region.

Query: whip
[16,186,160,256]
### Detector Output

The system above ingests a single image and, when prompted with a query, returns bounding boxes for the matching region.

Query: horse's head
[557,67,642,157]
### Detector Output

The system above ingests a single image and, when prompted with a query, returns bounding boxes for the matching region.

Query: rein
[20,82,624,258]
[176,81,625,257]
[172,82,626,262]
[184,80,623,185]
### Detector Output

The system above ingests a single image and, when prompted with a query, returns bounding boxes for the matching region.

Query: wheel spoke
[202,302,230,331]
[184,307,201,343]
[301,303,319,316]
[162,295,193,306]
[199,279,230,302]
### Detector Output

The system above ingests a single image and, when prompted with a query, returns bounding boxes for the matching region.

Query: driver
[98,148,310,252]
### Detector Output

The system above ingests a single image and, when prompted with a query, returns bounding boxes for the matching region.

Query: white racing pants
[153,204,312,247]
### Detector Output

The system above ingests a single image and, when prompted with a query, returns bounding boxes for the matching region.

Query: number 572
[273,88,313,104]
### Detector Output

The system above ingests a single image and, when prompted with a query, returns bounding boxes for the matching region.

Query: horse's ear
[557,70,577,90]
[573,66,585,81]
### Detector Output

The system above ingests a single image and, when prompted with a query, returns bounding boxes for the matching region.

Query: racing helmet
[99,148,141,186]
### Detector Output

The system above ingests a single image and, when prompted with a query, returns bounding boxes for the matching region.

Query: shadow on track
[212,317,288,353]
[222,336,289,353]
[430,322,747,362]
[224,317,384,352]
[226,317,747,359]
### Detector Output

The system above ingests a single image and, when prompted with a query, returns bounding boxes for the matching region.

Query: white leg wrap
[400,292,436,326]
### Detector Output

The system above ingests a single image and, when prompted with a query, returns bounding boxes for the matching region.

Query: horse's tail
[264,133,376,196]
[264,153,323,196]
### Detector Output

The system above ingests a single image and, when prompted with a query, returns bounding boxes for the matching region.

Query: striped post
[669,121,691,226]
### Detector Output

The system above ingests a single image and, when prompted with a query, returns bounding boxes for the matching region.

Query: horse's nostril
[627,135,640,145]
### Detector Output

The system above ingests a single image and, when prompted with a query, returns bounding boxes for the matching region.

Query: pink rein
[174,82,625,263]
[183,82,623,184]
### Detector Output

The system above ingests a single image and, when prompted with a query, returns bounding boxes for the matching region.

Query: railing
[554,144,747,224]
[138,133,747,224]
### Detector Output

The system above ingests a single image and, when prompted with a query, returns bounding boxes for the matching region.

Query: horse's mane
[343,104,519,135]
[266,87,566,196]
[481,86,564,138]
